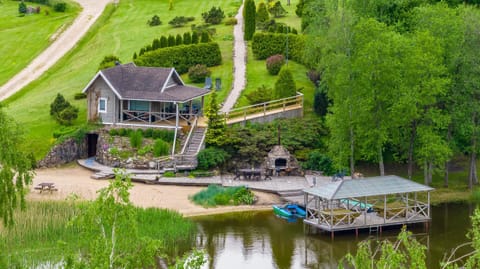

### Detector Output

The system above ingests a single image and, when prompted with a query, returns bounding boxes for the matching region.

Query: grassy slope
[3,0,240,159]
[0,0,80,86]
[237,0,315,113]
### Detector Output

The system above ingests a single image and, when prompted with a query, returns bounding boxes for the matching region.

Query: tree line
[300,0,480,186]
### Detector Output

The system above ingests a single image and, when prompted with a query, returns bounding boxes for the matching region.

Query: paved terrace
[78,159,334,202]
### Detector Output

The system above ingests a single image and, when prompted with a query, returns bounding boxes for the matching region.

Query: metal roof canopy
[304,175,434,200]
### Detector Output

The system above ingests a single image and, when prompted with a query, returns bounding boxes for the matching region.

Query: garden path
[220,0,246,113]
[0,0,112,101]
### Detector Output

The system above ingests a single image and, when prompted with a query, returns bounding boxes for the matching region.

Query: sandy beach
[28,165,281,217]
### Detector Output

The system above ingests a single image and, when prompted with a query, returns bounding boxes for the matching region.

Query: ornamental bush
[18,1,27,14]
[243,0,256,40]
[168,16,194,27]
[135,42,222,74]
[268,1,287,17]
[188,64,211,83]
[246,85,272,105]
[50,93,69,116]
[251,32,305,62]
[274,66,296,99]
[266,54,285,75]
[202,6,225,24]
[57,105,78,126]
[53,2,66,12]
[197,147,230,170]
[256,2,269,26]
[148,15,161,26]
[183,32,192,44]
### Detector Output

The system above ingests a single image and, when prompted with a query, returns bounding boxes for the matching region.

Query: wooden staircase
[174,126,206,170]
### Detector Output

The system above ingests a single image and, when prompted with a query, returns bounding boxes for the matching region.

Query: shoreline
[28,164,282,217]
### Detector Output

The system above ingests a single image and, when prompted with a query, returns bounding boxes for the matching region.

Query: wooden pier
[302,175,433,237]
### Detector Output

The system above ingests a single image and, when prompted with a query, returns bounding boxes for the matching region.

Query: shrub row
[109,128,174,142]
[251,32,305,62]
[134,42,222,74]
[134,31,209,59]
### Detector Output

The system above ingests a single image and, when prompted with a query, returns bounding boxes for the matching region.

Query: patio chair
[215,77,222,90]
[204,77,212,89]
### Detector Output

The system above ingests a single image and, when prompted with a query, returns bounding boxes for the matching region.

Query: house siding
[86,77,118,123]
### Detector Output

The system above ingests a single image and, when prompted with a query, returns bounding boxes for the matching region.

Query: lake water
[193,203,475,269]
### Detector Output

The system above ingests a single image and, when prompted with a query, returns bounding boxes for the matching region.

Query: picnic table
[34,182,58,193]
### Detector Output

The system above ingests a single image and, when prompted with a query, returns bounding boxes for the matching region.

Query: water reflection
[193,203,474,269]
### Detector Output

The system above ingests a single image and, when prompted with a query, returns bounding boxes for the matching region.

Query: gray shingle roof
[304,175,434,200]
[99,63,210,102]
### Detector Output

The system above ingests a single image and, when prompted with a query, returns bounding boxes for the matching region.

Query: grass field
[0,0,80,86]
[3,0,240,159]
[237,0,316,113]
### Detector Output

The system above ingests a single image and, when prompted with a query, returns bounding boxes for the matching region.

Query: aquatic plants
[191,185,255,207]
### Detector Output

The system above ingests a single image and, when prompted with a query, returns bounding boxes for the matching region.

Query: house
[82,63,211,129]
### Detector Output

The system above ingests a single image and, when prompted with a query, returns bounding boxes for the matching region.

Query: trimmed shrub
[188,64,211,83]
[167,35,176,47]
[266,54,285,75]
[169,16,195,27]
[53,2,67,12]
[200,31,210,43]
[153,139,170,157]
[246,85,272,105]
[130,130,143,149]
[274,66,296,99]
[135,42,222,74]
[160,36,168,48]
[148,15,161,26]
[224,17,237,25]
[202,6,225,24]
[269,1,287,17]
[19,1,27,14]
[256,2,269,26]
[197,147,230,170]
[244,0,256,40]
[57,105,78,125]
[98,55,120,71]
[175,34,183,45]
[191,31,199,44]
[74,92,86,100]
[183,32,192,45]
[251,32,305,62]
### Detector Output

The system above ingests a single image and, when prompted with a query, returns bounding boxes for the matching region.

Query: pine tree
[274,66,296,99]
[205,91,226,147]
[183,32,192,45]
[244,0,256,40]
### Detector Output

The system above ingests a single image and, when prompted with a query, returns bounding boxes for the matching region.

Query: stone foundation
[38,138,87,168]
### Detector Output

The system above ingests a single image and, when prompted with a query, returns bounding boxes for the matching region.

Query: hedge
[134,42,222,74]
[251,33,305,63]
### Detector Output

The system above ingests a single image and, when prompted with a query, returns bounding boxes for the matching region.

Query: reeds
[191,185,255,207]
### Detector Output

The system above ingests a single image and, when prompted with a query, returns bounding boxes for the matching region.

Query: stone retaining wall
[38,138,87,167]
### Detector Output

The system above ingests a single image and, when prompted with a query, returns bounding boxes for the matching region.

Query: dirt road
[0,0,112,101]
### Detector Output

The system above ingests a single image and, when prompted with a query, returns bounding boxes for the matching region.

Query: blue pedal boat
[273,204,306,219]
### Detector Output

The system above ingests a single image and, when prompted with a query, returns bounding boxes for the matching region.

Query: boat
[273,204,306,219]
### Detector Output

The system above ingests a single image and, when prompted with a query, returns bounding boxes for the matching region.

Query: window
[129,100,149,111]
[98,98,107,113]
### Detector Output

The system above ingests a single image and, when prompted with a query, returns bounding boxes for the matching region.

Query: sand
[28,165,281,217]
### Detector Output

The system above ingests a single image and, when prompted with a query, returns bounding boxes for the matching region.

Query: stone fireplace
[264,145,301,176]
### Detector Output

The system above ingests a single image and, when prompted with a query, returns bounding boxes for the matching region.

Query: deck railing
[224,92,303,122]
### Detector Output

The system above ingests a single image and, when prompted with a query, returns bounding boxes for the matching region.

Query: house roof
[303,175,434,200]
[82,63,210,102]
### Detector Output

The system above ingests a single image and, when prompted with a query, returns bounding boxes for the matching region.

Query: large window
[98,98,107,113]
[129,100,149,111]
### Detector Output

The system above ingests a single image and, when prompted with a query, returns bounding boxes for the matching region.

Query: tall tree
[244,0,256,40]
[0,107,34,227]
[205,91,226,147]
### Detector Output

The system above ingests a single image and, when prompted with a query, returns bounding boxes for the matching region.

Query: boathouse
[303,175,434,236]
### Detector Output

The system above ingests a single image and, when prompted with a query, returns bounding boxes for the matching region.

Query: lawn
[0,0,80,86]
[236,0,315,114]
[2,0,241,159]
